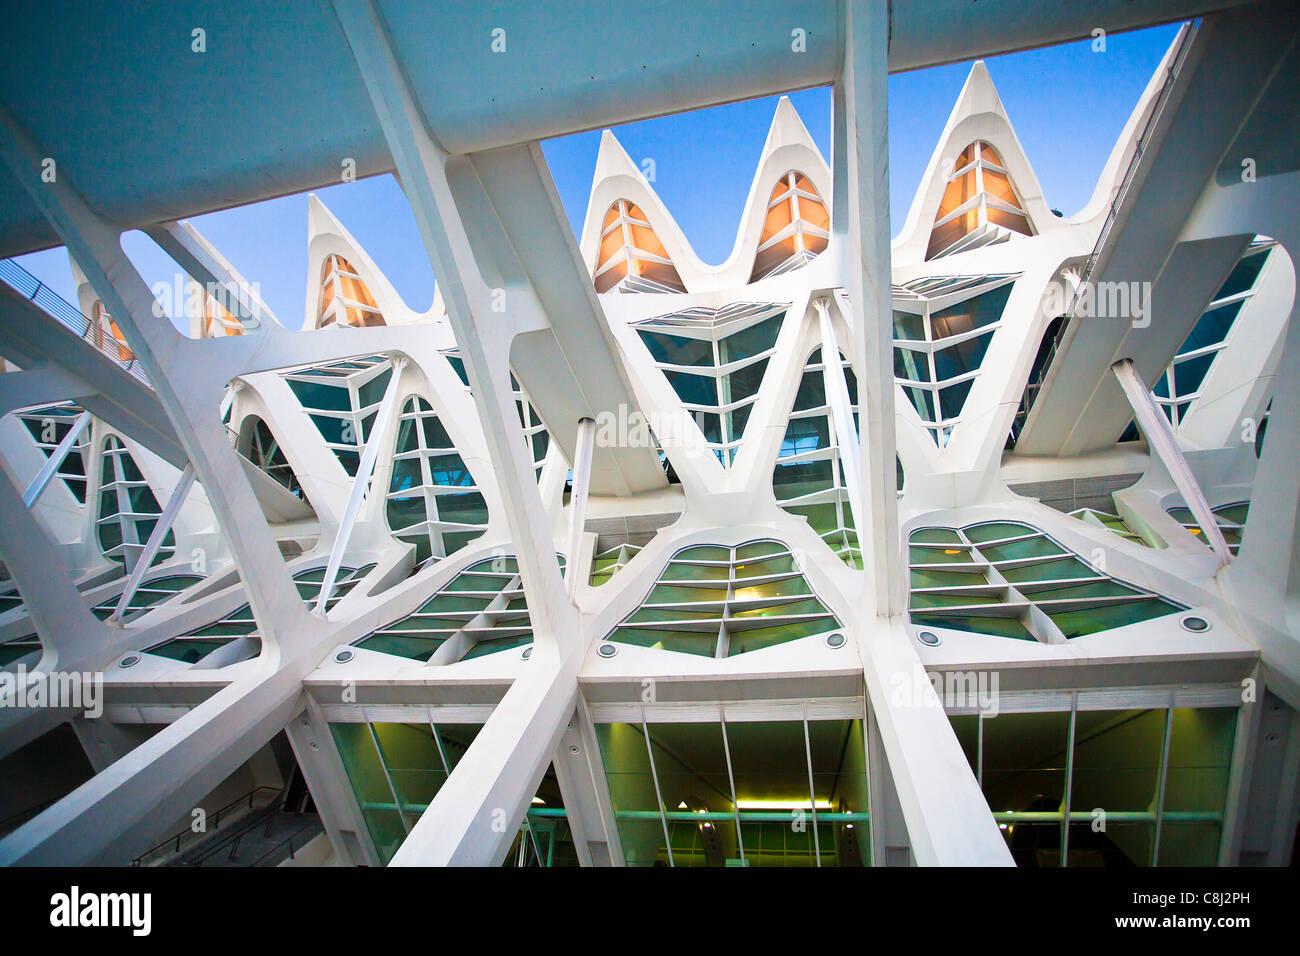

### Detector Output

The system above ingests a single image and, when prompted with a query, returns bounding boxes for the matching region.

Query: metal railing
[245,820,323,867]
[1009,23,1198,447]
[131,785,282,867]
[0,257,152,388]
[224,423,306,498]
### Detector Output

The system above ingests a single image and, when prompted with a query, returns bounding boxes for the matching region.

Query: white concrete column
[861,618,1013,865]
[1112,357,1232,564]
[834,1,1011,866]
[566,417,596,600]
[144,220,280,330]
[330,0,571,649]
[330,0,585,865]
[387,660,578,866]
[551,700,625,866]
[0,101,315,655]
[834,0,902,615]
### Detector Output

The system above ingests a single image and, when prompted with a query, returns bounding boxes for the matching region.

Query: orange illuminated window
[593,199,685,293]
[199,294,243,338]
[88,301,135,362]
[926,141,1032,260]
[750,171,830,282]
[316,254,385,328]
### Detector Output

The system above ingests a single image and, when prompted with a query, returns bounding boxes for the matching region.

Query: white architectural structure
[0,0,1296,868]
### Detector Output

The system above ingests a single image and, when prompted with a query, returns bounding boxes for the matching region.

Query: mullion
[640,715,675,867]
[718,713,746,864]
[802,714,822,866]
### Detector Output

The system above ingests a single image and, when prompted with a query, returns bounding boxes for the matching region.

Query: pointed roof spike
[306,192,345,238]
[592,128,644,182]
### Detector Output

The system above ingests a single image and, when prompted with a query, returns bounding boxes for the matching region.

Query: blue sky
[15,23,1179,330]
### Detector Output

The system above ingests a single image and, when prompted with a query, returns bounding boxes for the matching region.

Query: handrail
[131,785,282,866]
[1009,22,1198,447]
[225,423,306,498]
[246,819,322,867]
[0,257,152,388]
[183,795,290,867]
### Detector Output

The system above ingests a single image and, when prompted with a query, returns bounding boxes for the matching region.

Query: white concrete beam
[834,0,902,615]
[144,220,282,331]
[859,618,1014,865]
[387,660,578,866]
[566,417,596,601]
[0,100,315,654]
[1112,357,1232,564]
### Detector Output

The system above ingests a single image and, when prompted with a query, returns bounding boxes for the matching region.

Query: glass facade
[773,347,860,567]
[240,416,302,497]
[590,541,642,587]
[144,564,373,664]
[950,705,1236,866]
[385,396,489,566]
[329,721,575,866]
[358,555,564,663]
[510,373,550,481]
[1166,501,1249,557]
[96,435,174,571]
[635,302,785,465]
[605,540,841,657]
[1068,507,1157,548]
[1153,240,1273,427]
[893,277,1015,447]
[315,254,385,329]
[18,403,89,503]
[283,355,392,476]
[909,520,1182,641]
[594,199,685,293]
[596,717,869,866]
[927,142,1033,260]
[90,573,202,623]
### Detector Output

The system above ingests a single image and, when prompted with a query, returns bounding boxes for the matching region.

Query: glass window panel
[329,723,407,865]
[929,284,1012,339]
[932,332,994,381]
[893,346,931,382]
[1072,709,1164,813]
[1215,250,1267,301]
[1003,822,1063,868]
[892,310,925,341]
[980,711,1069,815]
[1162,707,1235,816]
[595,722,672,866]
[718,314,783,363]
[371,723,447,813]
[638,330,713,367]
[1048,598,1180,638]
